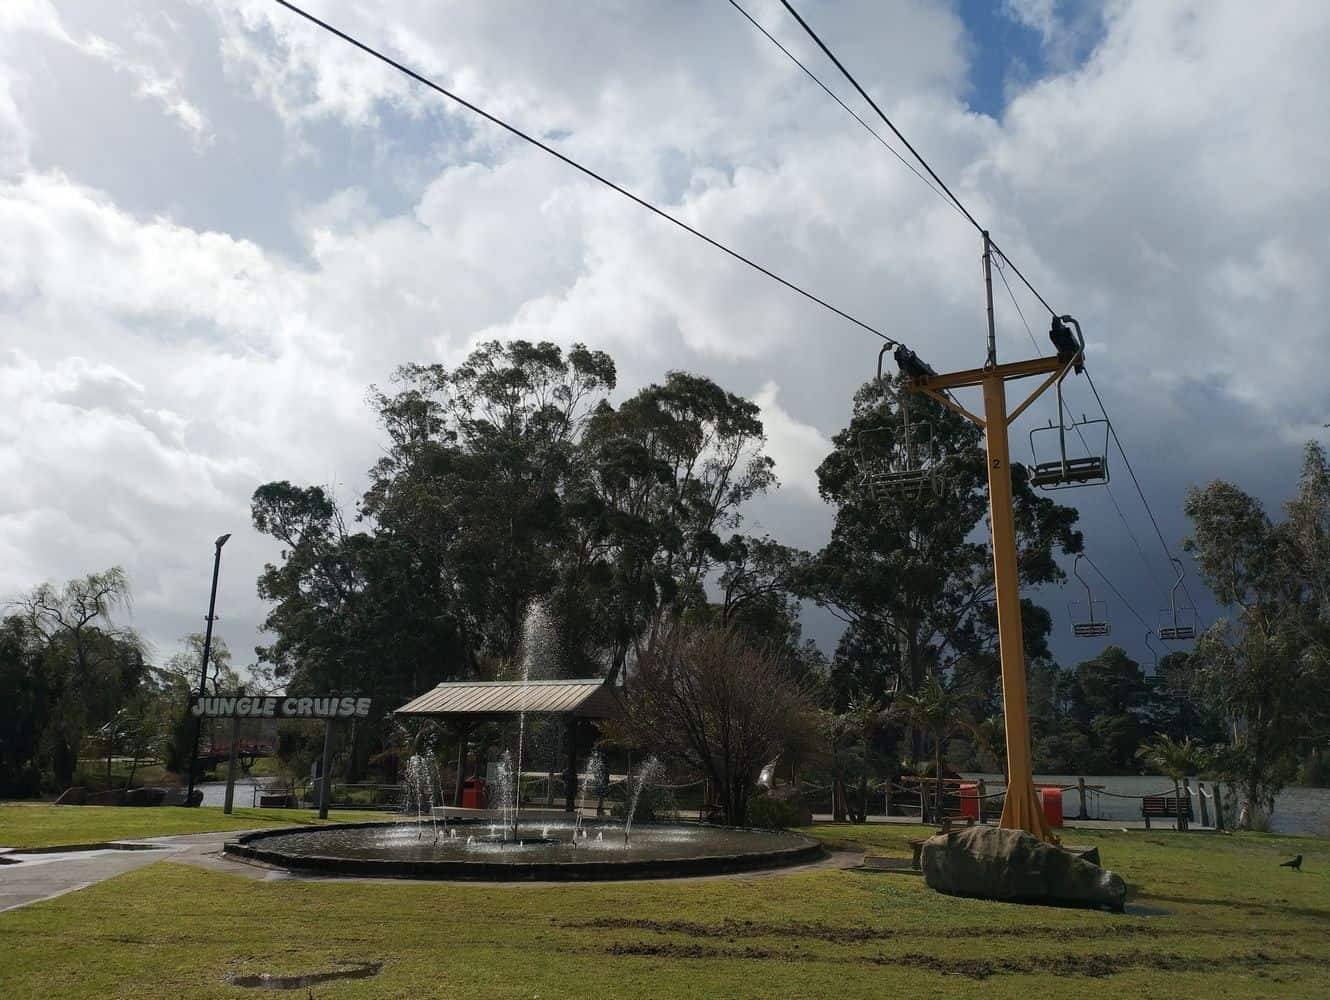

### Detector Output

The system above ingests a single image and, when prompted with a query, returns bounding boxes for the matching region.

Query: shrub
[746,792,808,830]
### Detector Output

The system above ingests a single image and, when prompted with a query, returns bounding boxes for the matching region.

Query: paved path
[0,830,282,913]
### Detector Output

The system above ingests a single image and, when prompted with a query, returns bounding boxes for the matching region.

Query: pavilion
[394,678,623,812]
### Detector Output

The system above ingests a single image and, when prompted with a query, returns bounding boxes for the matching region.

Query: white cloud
[1,1,211,145]
[753,382,832,500]
[1,0,1328,671]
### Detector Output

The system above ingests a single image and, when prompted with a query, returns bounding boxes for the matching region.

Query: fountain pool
[224,818,821,880]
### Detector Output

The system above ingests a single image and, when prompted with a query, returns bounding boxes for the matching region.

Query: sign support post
[318,718,333,820]
[223,715,241,815]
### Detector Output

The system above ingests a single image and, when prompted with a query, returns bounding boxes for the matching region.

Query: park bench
[909,818,954,869]
[1141,795,1192,829]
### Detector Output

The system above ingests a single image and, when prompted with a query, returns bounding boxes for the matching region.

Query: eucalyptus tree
[804,376,1082,711]
[566,371,777,683]
[9,568,145,788]
[1183,442,1330,827]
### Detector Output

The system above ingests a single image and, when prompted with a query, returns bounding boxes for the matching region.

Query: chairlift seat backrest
[1073,621,1111,638]
[1030,455,1107,488]
[1157,625,1195,641]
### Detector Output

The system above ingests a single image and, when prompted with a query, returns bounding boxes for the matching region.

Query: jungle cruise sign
[190,694,372,720]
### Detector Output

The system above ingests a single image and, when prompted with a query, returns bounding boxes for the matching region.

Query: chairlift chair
[1158,557,1198,641]
[1028,316,1110,491]
[1144,629,1161,675]
[856,421,940,501]
[1069,554,1111,637]
[856,346,944,501]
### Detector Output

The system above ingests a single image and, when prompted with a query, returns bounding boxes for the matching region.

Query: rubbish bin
[461,777,487,809]
[1039,786,1064,828]
[959,782,979,821]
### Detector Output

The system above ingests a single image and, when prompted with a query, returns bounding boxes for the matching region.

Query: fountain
[402,752,443,841]
[623,755,662,844]
[222,604,822,880]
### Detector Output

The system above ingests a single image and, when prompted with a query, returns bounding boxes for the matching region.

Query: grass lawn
[1,817,1328,998]
[0,803,389,849]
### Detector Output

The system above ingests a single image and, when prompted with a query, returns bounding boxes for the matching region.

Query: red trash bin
[461,777,486,809]
[1038,786,1064,828]
[959,782,979,821]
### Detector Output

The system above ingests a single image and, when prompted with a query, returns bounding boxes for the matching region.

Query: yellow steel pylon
[901,234,1083,844]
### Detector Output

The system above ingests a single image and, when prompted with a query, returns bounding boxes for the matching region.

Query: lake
[961,773,1330,836]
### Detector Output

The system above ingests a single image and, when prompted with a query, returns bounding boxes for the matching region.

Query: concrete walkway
[0,830,279,913]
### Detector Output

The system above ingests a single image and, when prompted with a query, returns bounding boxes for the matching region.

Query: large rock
[124,787,167,807]
[54,786,88,805]
[921,826,1126,912]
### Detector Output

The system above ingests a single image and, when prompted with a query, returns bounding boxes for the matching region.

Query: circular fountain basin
[224,818,822,881]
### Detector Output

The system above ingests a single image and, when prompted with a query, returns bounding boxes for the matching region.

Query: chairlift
[1144,629,1161,675]
[856,346,944,500]
[1158,557,1198,641]
[856,417,940,501]
[1069,554,1111,637]
[1027,316,1110,491]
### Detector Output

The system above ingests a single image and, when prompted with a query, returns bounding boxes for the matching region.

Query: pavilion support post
[563,715,578,813]
[453,724,468,807]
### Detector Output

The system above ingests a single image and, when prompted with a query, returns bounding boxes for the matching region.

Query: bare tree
[618,623,815,826]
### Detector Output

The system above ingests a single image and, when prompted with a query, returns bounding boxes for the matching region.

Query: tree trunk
[934,736,944,827]
[53,736,77,790]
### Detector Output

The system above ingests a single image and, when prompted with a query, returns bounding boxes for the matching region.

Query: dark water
[248,819,809,864]
[962,773,1330,836]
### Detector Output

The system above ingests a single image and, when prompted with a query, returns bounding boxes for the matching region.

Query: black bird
[1280,855,1303,871]
[1049,316,1085,374]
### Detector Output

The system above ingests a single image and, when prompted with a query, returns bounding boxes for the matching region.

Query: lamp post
[185,533,230,807]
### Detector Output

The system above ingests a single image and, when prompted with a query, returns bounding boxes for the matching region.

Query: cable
[776,0,1196,620]
[993,254,1173,610]
[725,0,964,222]
[777,0,1059,318]
[1085,370,1200,611]
[1080,553,1151,631]
[272,0,899,347]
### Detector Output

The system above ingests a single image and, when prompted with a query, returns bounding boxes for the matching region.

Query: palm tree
[1137,733,1207,831]
[964,713,1007,782]
[891,675,970,825]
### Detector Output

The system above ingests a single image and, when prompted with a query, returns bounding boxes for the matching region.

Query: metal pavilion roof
[394,678,623,720]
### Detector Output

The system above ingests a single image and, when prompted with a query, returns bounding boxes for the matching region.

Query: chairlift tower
[897,232,1103,843]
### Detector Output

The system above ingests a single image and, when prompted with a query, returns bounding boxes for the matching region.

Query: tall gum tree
[1184,442,1330,827]
[805,376,1082,713]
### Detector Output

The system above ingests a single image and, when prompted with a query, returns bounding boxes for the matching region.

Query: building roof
[394,678,623,720]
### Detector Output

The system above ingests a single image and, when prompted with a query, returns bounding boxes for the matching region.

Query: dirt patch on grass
[573,915,1164,944]
[599,941,1323,980]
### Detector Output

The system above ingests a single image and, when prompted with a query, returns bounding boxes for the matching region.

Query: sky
[1,0,1327,678]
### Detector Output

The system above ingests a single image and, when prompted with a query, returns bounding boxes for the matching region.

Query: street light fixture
[185,533,230,806]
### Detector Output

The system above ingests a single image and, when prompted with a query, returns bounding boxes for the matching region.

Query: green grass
[0,803,389,849]
[1,820,1329,998]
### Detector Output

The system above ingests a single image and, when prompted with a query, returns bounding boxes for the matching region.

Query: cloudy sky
[2,0,1326,675]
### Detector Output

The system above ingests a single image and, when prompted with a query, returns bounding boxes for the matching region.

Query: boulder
[124,787,167,807]
[86,789,127,806]
[54,786,89,805]
[921,826,1126,912]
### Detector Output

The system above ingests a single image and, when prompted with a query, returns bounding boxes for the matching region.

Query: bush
[610,784,676,823]
[1297,749,1330,787]
[746,790,809,829]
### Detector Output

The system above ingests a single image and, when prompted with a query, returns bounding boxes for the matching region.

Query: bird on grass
[1280,855,1303,871]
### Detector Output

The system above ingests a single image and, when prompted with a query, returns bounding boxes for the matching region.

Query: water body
[197,780,263,808]
[961,773,1330,836]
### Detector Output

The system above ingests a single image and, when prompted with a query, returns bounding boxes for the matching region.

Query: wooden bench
[909,819,954,869]
[1141,795,1192,829]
